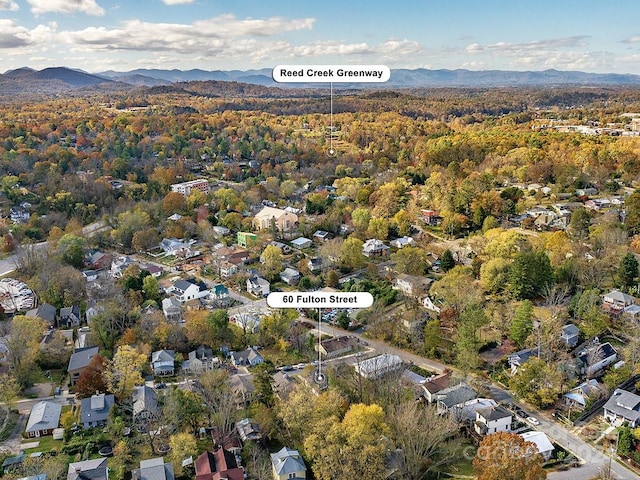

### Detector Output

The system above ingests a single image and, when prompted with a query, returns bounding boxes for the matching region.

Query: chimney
[75,468,82,474]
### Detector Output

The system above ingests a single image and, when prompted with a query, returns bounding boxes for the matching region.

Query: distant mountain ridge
[2,66,640,96]
[97,66,640,88]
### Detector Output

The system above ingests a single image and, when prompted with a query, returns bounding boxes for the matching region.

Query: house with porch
[474,405,512,436]
[151,349,175,376]
[603,389,640,426]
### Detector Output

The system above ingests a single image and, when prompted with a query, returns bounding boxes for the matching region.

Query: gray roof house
[26,303,57,326]
[68,346,99,386]
[67,458,108,480]
[435,383,477,416]
[603,389,640,427]
[152,350,175,376]
[280,267,301,286]
[161,297,182,323]
[560,323,580,348]
[25,401,62,437]
[60,305,81,328]
[230,347,264,367]
[132,458,175,480]
[80,393,115,429]
[577,341,618,377]
[271,447,307,480]
[246,276,270,297]
[132,385,159,419]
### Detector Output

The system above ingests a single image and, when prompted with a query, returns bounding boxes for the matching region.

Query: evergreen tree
[508,250,553,299]
[440,249,455,272]
[510,300,534,348]
[618,252,639,289]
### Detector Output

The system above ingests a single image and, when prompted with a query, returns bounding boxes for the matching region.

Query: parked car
[527,416,540,426]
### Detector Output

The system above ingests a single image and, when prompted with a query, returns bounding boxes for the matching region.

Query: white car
[527,416,540,426]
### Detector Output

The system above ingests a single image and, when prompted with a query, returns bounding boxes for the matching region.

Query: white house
[247,276,270,297]
[363,238,390,257]
[603,389,640,426]
[280,267,301,286]
[169,279,210,303]
[162,297,182,323]
[390,236,415,249]
[354,353,402,379]
[151,349,175,376]
[577,341,618,377]
[474,405,512,436]
[519,431,554,461]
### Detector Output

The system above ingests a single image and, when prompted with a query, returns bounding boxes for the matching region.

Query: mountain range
[2,66,640,95]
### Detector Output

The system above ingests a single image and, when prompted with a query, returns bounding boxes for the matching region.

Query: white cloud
[0,19,55,49]
[28,0,105,16]
[465,36,590,55]
[162,0,195,4]
[290,38,422,59]
[623,36,640,44]
[0,0,19,11]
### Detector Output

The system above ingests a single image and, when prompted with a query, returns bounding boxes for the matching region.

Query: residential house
[212,226,231,237]
[144,265,164,278]
[422,296,441,313]
[354,353,403,379]
[26,303,57,327]
[563,379,604,410]
[111,256,134,278]
[273,371,296,400]
[421,371,452,403]
[271,447,307,480]
[80,393,114,429]
[195,449,244,480]
[394,274,433,297]
[82,270,99,282]
[236,418,262,443]
[160,238,198,258]
[280,267,301,286]
[390,236,415,249]
[68,346,99,386]
[211,284,230,302]
[237,232,258,248]
[316,336,358,359]
[228,375,255,408]
[131,458,175,480]
[67,458,108,480]
[577,341,618,377]
[362,239,390,257]
[169,279,209,302]
[602,289,636,316]
[220,261,239,279]
[87,251,113,271]
[313,230,333,243]
[25,401,62,438]
[230,347,264,367]
[270,241,292,254]
[435,383,477,416]
[603,389,640,426]
[183,346,219,374]
[519,431,555,461]
[290,237,312,249]
[474,405,513,436]
[10,206,30,223]
[247,276,270,297]
[253,206,298,232]
[230,313,261,334]
[59,305,81,328]
[131,385,159,420]
[507,348,538,373]
[85,300,103,324]
[167,213,182,222]
[161,297,182,323]
[420,209,442,226]
[560,323,580,348]
[307,257,323,273]
[152,350,175,376]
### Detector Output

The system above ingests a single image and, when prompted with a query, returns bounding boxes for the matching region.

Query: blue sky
[1,0,640,74]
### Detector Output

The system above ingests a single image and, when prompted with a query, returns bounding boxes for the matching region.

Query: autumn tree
[104,345,148,401]
[509,357,563,408]
[163,191,187,215]
[568,207,591,239]
[5,315,46,387]
[75,354,108,398]
[625,191,640,235]
[339,236,366,271]
[259,244,284,281]
[304,403,390,480]
[169,433,198,475]
[474,432,546,480]
[0,373,20,415]
[391,246,430,275]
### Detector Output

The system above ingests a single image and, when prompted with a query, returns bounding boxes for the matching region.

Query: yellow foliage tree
[104,345,148,401]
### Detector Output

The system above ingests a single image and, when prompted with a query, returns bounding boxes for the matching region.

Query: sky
[2,0,640,74]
